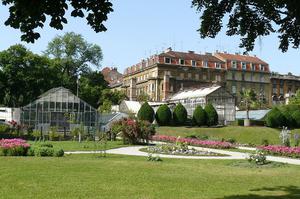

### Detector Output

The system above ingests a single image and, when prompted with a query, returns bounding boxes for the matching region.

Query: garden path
[65,145,300,165]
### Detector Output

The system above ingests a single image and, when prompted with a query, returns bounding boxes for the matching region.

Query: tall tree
[2,0,113,42]
[79,70,108,108]
[192,0,300,52]
[45,32,103,93]
[0,44,60,107]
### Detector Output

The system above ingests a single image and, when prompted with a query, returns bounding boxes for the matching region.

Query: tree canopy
[192,0,300,52]
[2,0,113,42]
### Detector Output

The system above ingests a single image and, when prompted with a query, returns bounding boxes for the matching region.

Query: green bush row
[138,102,218,127]
[266,105,300,128]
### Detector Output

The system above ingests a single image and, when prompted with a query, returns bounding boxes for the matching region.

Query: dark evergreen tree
[155,104,172,126]
[192,105,207,126]
[137,102,155,123]
[204,103,218,126]
[173,103,187,126]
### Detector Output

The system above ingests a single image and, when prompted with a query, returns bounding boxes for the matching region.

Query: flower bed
[151,135,235,149]
[0,138,30,156]
[142,143,226,156]
[258,145,300,158]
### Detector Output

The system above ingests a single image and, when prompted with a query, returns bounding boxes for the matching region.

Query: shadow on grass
[218,186,300,199]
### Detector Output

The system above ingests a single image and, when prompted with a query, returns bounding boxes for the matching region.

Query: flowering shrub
[248,150,267,165]
[111,118,156,144]
[0,139,30,156]
[258,145,300,158]
[151,135,234,149]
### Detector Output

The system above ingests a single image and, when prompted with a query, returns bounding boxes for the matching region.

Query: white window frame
[179,59,185,65]
[259,64,265,71]
[231,61,237,69]
[164,57,171,64]
[215,63,221,69]
[251,63,256,71]
[191,60,196,67]
[242,62,247,70]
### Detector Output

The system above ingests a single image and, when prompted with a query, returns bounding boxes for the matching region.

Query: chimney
[165,47,172,53]
[162,73,170,101]
[188,50,195,54]
[129,78,137,101]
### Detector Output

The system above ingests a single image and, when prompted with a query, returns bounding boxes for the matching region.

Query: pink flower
[151,135,234,149]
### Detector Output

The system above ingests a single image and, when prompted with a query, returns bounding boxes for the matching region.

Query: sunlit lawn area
[157,126,300,146]
[28,140,127,151]
[0,154,299,199]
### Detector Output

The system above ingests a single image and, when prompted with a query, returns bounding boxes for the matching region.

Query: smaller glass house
[20,87,98,133]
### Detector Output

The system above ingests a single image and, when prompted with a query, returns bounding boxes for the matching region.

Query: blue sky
[0,0,299,74]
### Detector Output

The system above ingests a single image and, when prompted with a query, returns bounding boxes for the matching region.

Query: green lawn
[28,140,127,151]
[157,126,300,146]
[0,154,299,199]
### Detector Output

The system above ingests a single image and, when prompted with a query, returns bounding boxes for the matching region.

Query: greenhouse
[20,87,99,134]
[169,85,236,123]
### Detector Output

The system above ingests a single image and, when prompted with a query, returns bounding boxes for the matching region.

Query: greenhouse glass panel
[20,87,99,134]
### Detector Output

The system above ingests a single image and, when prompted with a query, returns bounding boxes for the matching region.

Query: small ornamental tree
[265,107,286,128]
[173,103,187,126]
[155,104,172,126]
[192,105,207,126]
[204,103,218,126]
[137,102,155,123]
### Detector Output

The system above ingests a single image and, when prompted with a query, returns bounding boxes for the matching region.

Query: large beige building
[112,48,271,105]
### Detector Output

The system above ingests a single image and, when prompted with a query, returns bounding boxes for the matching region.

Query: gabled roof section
[215,52,268,65]
[160,50,224,62]
[170,85,221,101]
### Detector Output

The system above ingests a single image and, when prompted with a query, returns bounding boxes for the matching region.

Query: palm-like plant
[240,89,257,123]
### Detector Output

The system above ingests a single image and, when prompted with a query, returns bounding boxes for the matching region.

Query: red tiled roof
[215,53,268,65]
[160,51,224,62]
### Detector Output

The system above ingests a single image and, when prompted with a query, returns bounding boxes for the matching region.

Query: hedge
[192,105,207,126]
[204,103,218,126]
[155,104,172,126]
[173,103,187,125]
[137,102,155,123]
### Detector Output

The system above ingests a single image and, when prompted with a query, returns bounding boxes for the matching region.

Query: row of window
[231,85,266,95]
[164,57,222,69]
[231,61,265,71]
[231,72,265,82]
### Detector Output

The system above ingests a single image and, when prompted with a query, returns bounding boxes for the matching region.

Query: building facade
[122,48,226,102]
[116,48,271,106]
[270,73,300,104]
[214,52,271,104]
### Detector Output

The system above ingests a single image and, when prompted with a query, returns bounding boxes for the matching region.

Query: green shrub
[54,149,64,157]
[292,110,300,128]
[0,124,10,134]
[204,103,218,126]
[265,107,286,128]
[35,147,54,157]
[137,102,155,123]
[226,138,236,144]
[172,103,187,126]
[192,105,207,126]
[155,104,171,126]
[281,108,296,128]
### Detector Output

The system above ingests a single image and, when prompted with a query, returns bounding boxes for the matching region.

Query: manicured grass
[28,140,128,151]
[0,154,299,199]
[157,126,285,146]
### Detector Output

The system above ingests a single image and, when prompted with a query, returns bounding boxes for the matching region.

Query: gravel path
[65,145,300,165]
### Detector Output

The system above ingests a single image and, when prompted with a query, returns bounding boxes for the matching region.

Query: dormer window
[203,61,208,68]
[231,61,237,68]
[260,64,265,71]
[215,63,221,69]
[165,57,171,64]
[251,63,256,71]
[179,59,185,65]
[242,62,247,70]
[191,60,196,67]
